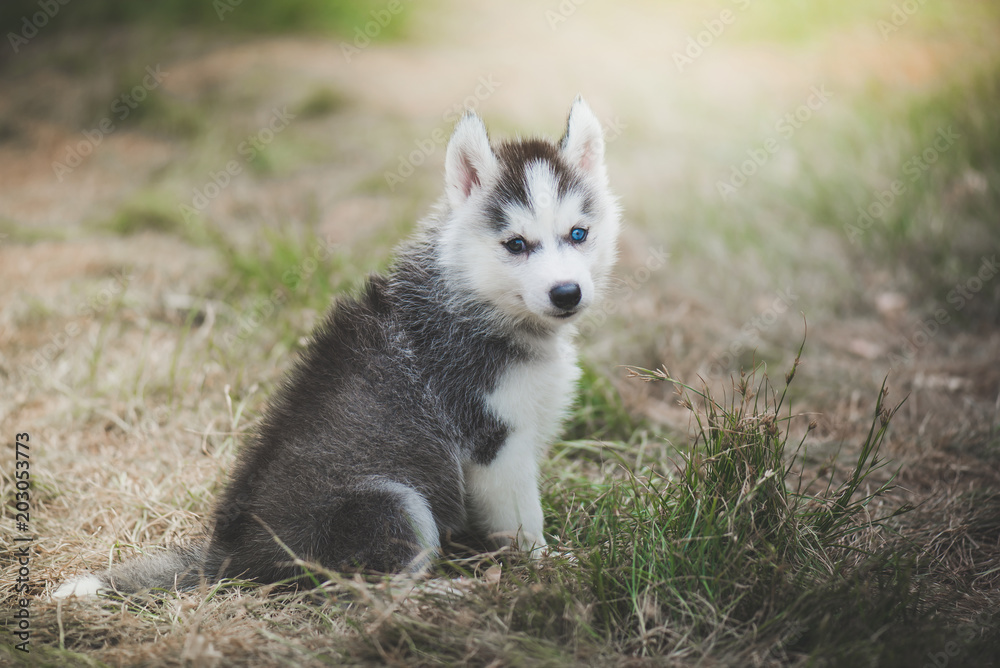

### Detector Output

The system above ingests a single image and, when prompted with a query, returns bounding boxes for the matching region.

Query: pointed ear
[560,97,606,182]
[444,112,498,209]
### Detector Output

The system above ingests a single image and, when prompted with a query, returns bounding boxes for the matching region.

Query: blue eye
[505,237,527,254]
[570,227,588,243]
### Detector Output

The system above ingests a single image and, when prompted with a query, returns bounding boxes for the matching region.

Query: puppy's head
[438,98,620,331]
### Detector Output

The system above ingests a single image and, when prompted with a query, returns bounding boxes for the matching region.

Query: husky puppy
[55,97,620,597]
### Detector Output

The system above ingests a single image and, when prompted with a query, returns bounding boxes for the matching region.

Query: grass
[294,87,351,120]
[100,191,190,238]
[562,362,640,443]
[796,67,1000,321]
[12,252,973,665]
[113,88,206,140]
[584,355,908,659]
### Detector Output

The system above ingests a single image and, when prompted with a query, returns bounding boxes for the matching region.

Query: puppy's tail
[54,539,217,598]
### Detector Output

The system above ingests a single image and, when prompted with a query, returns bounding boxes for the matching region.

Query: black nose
[549,283,582,310]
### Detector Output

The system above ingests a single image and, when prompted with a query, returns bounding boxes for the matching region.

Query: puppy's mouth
[553,309,580,320]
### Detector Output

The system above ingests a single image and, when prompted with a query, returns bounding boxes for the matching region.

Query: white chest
[485,334,580,457]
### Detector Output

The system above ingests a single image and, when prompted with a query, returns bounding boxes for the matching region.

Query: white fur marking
[370,478,440,572]
[468,334,580,552]
[53,574,104,599]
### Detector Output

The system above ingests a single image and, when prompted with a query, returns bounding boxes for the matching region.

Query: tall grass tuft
[571,340,912,658]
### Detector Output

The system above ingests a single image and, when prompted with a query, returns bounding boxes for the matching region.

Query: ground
[1,0,999,666]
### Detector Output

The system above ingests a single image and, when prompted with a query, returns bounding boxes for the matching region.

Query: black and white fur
[55,97,620,598]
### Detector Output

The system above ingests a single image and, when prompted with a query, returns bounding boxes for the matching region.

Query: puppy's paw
[53,574,105,599]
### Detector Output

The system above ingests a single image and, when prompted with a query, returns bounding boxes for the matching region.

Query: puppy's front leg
[465,436,546,553]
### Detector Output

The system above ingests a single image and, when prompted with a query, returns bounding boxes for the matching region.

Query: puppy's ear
[445,112,499,210]
[560,96,607,183]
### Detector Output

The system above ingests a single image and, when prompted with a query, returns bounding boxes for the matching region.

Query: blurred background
[2,0,998,439]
